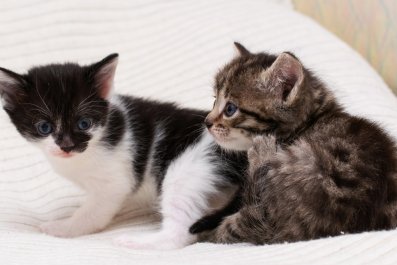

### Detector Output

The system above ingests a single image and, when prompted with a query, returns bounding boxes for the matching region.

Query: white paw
[114,232,195,250]
[39,219,76,238]
[40,219,72,237]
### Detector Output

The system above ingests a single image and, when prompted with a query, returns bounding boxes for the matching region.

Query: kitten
[190,43,397,244]
[0,54,246,249]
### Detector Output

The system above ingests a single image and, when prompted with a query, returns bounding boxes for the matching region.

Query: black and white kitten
[0,54,246,249]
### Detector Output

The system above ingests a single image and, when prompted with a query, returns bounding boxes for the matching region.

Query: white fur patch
[215,130,253,151]
[38,123,134,237]
[115,131,231,249]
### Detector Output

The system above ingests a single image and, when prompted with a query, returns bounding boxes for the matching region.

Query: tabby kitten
[190,43,397,244]
[0,54,246,249]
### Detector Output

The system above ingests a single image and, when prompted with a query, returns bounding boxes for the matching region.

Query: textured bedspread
[1,1,397,264]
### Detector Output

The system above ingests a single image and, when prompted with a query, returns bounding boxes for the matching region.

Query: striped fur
[191,43,397,245]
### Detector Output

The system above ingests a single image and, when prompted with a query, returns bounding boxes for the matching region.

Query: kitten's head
[0,54,118,158]
[206,43,323,151]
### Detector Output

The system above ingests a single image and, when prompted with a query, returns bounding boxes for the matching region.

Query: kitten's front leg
[40,185,130,237]
[114,177,201,249]
[247,135,277,175]
[114,140,226,249]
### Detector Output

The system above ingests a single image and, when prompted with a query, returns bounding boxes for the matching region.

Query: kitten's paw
[212,213,242,244]
[248,135,277,175]
[114,232,195,250]
[40,219,75,238]
[39,218,91,238]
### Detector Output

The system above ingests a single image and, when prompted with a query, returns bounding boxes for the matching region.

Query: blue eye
[224,102,238,117]
[36,121,53,136]
[77,118,92,131]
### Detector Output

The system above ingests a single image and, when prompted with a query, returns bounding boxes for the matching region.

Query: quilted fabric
[1,1,397,264]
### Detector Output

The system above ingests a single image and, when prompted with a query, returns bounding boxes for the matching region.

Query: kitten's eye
[77,118,92,131]
[36,121,53,136]
[224,102,238,117]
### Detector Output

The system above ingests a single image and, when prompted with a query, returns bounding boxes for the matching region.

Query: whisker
[78,92,99,108]
[22,103,51,117]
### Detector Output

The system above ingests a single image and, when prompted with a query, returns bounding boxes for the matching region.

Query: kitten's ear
[266,52,304,103]
[234,42,251,56]
[0,67,27,110]
[89,53,118,100]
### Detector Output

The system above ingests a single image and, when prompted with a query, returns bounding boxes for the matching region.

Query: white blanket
[1,1,397,264]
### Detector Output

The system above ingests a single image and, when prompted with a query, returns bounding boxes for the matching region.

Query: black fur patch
[101,106,125,147]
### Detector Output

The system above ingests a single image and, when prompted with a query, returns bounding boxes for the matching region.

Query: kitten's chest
[47,145,133,190]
